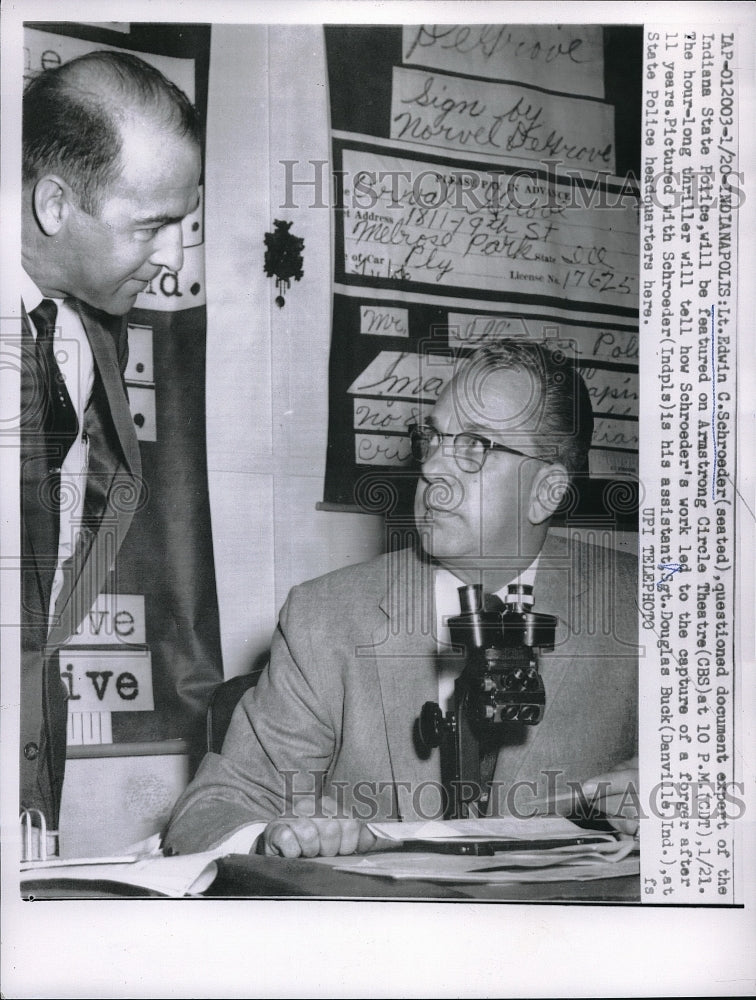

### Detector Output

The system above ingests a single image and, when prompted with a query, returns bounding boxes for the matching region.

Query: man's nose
[150,222,184,273]
[420,438,453,478]
[418,443,465,512]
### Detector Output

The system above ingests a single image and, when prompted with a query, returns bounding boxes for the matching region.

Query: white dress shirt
[22,270,95,628]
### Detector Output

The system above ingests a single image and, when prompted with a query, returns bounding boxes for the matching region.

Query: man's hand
[259,795,378,858]
[580,755,640,836]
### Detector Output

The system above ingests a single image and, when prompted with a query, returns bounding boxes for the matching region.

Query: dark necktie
[30,299,79,460]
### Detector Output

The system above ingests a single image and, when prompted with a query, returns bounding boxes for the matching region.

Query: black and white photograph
[1,1,754,997]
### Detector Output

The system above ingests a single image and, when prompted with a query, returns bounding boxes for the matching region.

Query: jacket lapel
[78,305,141,477]
[371,547,443,819]
[19,307,59,647]
[532,530,580,689]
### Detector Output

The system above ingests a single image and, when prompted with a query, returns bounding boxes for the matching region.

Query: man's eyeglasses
[408,423,549,474]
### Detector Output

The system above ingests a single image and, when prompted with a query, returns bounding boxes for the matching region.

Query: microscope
[418,582,557,820]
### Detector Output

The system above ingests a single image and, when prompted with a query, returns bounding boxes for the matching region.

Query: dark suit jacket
[20,299,141,825]
[164,535,638,854]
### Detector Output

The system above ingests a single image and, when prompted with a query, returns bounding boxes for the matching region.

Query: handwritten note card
[347,350,454,401]
[447,313,529,345]
[402,25,605,98]
[391,67,614,171]
[580,367,639,418]
[341,148,638,308]
[353,397,425,435]
[360,304,409,337]
[324,25,641,510]
[354,432,413,468]
[446,314,638,366]
[592,415,639,452]
[348,351,453,468]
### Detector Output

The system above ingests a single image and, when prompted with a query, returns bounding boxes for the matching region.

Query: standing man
[20,50,202,844]
[164,340,639,858]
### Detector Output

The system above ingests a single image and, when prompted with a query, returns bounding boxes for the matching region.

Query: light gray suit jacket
[164,533,638,853]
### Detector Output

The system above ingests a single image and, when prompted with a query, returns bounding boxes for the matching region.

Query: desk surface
[206,853,640,903]
[21,853,639,902]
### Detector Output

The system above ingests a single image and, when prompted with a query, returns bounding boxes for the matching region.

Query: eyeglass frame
[408,422,553,474]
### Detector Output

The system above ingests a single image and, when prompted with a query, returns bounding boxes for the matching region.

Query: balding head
[23,50,200,216]
[454,340,594,479]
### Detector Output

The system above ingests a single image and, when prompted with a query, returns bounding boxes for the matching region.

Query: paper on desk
[20,823,268,897]
[323,851,640,884]
[21,851,220,897]
[366,815,619,844]
[340,816,639,883]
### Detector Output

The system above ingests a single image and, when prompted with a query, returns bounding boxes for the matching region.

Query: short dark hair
[23,50,200,215]
[455,340,594,476]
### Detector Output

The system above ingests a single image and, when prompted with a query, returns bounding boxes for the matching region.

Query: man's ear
[528,463,570,525]
[32,176,71,236]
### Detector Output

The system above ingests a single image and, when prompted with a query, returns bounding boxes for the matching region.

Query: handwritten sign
[580,367,639,418]
[342,149,638,308]
[324,26,642,520]
[391,67,614,171]
[447,313,528,345]
[580,368,638,420]
[347,350,454,401]
[402,25,605,98]
[592,416,639,452]
[353,397,425,434]
[348,351,452,468]
[592,404,640,477]
[360,304,409,337]
[355,433,413,468]
[446,313,638,365]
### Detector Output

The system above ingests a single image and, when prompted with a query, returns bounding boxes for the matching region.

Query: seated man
[164,340,638,857]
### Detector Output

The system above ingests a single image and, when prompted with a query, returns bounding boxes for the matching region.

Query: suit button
[23,742,39,761]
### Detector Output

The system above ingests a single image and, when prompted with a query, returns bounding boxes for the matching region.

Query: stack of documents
[20,825,268,897]
[20,816,638,895]
[21,849,222,897]
[321,816,639,884]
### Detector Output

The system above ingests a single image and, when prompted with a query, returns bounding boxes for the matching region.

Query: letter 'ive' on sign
[59,651,154,713]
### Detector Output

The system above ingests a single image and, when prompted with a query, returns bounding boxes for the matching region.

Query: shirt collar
[434,555,541,618]
[21,268,64,321]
